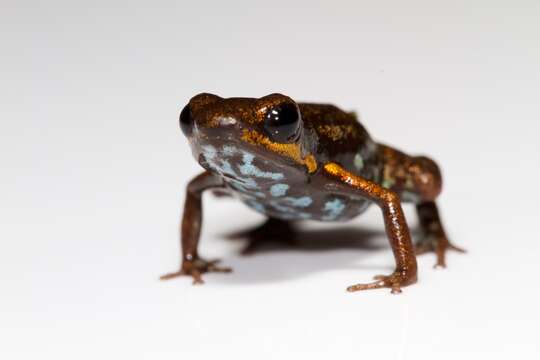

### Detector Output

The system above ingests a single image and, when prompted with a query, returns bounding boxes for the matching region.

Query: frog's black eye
[263,103,301,143]
[179,104,193,136]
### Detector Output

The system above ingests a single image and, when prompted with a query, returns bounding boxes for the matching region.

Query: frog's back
[298,103,382,183]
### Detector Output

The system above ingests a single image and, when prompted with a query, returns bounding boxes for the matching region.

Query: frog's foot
[226,218,296,255]
[415,234,465,268]
[347,270,417,294]
[160,258,232,284]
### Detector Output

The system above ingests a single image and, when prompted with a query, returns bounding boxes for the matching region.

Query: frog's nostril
[179,104,193,136]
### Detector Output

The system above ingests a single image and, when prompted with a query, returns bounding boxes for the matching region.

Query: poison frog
[161,93,464,293]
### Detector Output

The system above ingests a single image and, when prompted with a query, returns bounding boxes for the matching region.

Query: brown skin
[160,171,231,283]
[161,93,464,293]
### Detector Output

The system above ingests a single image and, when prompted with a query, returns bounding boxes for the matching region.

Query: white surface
[1,1,539,359]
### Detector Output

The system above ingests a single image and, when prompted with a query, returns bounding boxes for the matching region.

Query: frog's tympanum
[162,93,464,293]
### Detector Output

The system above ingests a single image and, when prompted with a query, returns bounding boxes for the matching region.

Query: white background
[1,1,539,359]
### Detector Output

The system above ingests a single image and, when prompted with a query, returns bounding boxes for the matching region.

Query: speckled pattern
[199,142,372,221]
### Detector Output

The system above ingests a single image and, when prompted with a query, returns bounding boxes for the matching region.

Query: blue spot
[238,151,284,180]
[267,201,312,220]
[201,146,262,193]
[245,199,266,214]
[202,145,238,178]
[242,152,255,163]
[279,212,312,220]
[381,179,395,189]
[270,184,289,197]
[201,145,217,159]
[229,182,249,192]
[283,196,313,208]
[219,159,236,177]
[322,198,346,221]
[269,201,295,213]
[222,145,237,156]
[228,176,259,190]
[242,178,259,189]
[269,196,313,214]
[354,153,364,170]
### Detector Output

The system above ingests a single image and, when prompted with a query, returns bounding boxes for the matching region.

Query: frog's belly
[220,168,372,221]
[238,191,372,222]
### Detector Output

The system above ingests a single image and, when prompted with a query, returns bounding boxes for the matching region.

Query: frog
[161,93,465,293]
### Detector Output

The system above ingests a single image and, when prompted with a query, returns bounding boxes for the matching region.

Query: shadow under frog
[220,225,393,285]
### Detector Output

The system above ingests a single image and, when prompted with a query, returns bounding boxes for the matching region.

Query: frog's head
[179,93,318,181]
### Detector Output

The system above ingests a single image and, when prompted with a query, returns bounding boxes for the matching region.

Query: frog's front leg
[160,171,231,284]
[379,145,465,268]
[323,163,418,294]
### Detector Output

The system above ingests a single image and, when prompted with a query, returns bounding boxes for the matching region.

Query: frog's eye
[179,104,193,136]
[263,103,301,143]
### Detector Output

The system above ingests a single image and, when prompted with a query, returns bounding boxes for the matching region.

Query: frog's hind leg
[379,145,465,268]
[226,218,297,255]
[416,201,465,268]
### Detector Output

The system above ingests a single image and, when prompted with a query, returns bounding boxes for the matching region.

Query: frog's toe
[346,270,417,294]
[416,234,465,269]
[346,278,396,293]
[448,243,466,253]
[160,258,232,284]
[205,259,233,273]
[159,270,186,281]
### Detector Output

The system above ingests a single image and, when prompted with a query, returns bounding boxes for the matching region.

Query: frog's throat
[240,129,317,174]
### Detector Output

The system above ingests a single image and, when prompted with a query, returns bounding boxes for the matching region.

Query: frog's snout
[193,112,242,141]
[179,103,194,137]
[179,106,241,142]
[179,93,224,138]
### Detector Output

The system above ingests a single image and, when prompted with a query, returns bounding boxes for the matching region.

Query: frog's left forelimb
[323,163,417,294]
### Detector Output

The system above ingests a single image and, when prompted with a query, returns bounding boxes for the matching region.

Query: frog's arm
[322,163,418,293]
[161,171,231,284]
